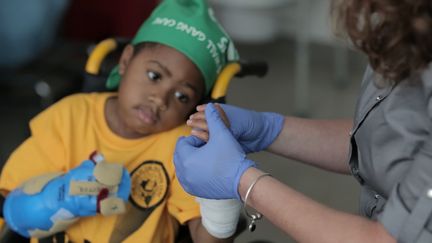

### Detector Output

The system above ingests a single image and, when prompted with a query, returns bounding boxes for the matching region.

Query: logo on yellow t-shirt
[130,161,169,209]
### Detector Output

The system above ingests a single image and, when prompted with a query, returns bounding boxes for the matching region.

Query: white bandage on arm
[196,197,241,239]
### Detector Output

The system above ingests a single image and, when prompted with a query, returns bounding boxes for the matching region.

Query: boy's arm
[0,137,66,194]
[171,178,238,242]
[0,96,75,192]
[187,197,241,243]
[188,218,234,243]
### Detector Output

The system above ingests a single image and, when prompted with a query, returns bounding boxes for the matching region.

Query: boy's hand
[188,104,229,142]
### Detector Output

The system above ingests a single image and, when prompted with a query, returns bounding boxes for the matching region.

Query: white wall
[211,0,340,46]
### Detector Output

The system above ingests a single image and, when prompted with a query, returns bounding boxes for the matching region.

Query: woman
[174,1,432,242]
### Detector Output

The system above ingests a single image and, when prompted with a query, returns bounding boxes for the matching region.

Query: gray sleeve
[378,67,432,243]
[378,174,432,242]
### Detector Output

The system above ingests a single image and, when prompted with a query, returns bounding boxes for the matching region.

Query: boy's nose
[148,94,168,112]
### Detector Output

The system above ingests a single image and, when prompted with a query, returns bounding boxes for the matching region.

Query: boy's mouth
[136,106,157,124]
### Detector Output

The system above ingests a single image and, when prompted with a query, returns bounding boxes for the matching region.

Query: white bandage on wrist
[196,197,241,239]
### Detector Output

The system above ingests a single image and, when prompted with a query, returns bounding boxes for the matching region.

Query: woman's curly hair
[333,0,432,84]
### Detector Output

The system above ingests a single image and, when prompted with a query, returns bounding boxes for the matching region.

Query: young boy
[0,0,241,242]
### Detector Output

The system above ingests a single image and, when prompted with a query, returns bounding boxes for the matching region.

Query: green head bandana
[106,0,239,94]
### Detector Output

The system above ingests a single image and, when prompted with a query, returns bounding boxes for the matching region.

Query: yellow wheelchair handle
[85,38,118,75]
[211,61,268,100]
[211,63,241,100]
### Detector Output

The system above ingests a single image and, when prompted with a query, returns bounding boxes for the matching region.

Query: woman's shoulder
[420,63,432,89]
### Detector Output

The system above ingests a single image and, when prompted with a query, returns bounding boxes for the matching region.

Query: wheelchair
[0,37,268,243]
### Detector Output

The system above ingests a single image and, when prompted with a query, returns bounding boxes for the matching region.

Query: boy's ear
[118,44,135,75]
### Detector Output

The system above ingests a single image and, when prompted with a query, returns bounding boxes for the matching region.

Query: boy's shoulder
[166,124,192,138]
[56,92,111,106]
[31,92,113,124]
[46,92,113,113]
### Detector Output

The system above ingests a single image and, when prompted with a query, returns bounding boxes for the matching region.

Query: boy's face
[115,44,205,138]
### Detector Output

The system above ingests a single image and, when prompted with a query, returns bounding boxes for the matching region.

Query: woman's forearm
[268,118,353,174]
[239,168,396,243]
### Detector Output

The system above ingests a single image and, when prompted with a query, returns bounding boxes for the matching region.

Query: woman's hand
[187,103,284,153]
[174,103,255,199]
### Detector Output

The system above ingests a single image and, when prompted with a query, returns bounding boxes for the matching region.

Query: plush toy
[3,152,131,238]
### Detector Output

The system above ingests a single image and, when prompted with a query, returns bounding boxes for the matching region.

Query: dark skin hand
[187,104,229,142]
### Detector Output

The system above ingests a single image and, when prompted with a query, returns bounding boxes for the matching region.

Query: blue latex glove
[3,159,131,238]
[218,104,284,153]
[175,103,256,200]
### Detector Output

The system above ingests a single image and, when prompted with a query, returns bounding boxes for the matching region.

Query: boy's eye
[175,91,190,103]
[147,71,160,81]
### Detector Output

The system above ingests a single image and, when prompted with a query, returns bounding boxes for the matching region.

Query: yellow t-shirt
[0,93,200,243]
